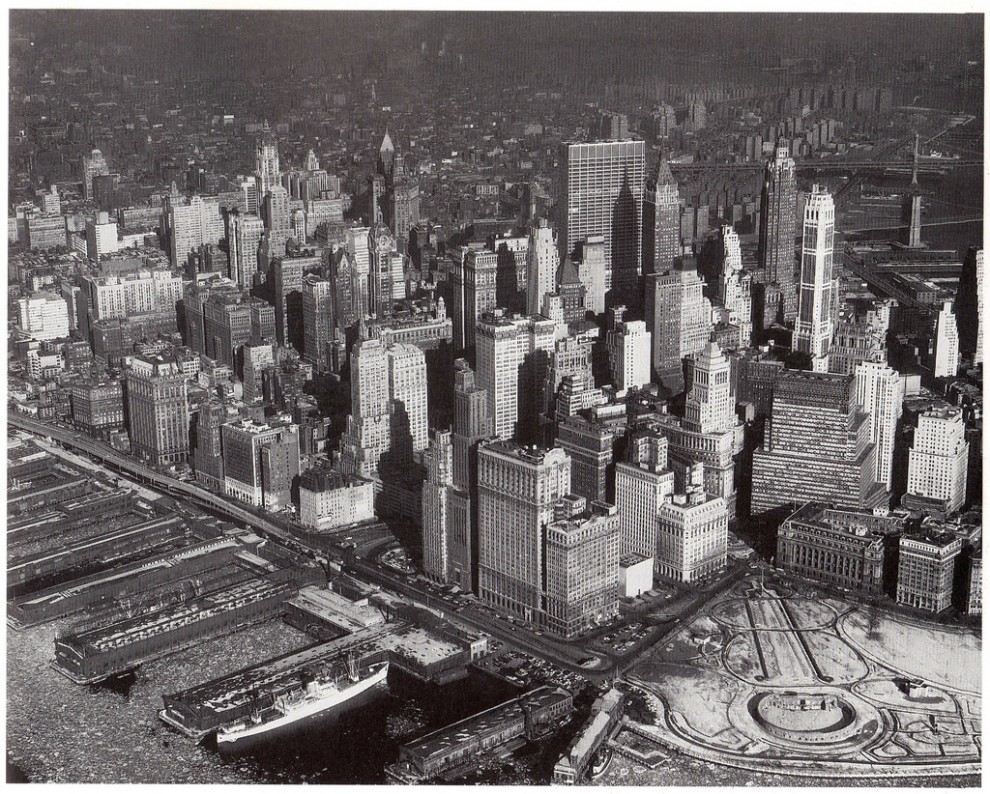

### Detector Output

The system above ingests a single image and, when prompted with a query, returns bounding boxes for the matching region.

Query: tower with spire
[371,128,397,228]
[256,122,280,198]
[758,139,798,325]
[642,154,681,278]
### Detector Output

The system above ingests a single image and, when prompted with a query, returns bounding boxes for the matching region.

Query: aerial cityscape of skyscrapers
[5,8,983,788]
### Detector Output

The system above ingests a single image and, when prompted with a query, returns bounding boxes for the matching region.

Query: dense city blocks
[6,9,982,787]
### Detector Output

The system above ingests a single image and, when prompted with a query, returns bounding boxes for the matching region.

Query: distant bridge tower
[911,131,920,186]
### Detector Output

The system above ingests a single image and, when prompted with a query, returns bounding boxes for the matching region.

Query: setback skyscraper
[642,158,680,277]
[645,264,713,393]
[526,219,560,316]
[793,185,837,373]
[758,139,798,324]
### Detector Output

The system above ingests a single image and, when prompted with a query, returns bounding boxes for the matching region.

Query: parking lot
[475,647,592,694]
[598,621,653,655]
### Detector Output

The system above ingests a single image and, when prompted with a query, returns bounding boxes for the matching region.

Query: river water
[842,166,983,254]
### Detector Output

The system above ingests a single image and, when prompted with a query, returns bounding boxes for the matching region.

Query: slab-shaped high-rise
[751,370,886,516]
[556,140,645,310]
[956,247,983,365]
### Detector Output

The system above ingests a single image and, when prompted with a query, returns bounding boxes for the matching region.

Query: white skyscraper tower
[905,405,969,515]
[526,219,560,316]
[256,129,280,197]
[933,301,960,378]
[339,338,391,477]
[609,319,652,395]
[793,185,837,372]
[715,225,753,346]
[475,313,555,441]
[854,361,904,491]
[387,342,429,456]
[226,211,266,289]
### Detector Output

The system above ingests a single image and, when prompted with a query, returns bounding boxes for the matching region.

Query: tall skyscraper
[301,273,334,373]
[751,371,886,515]
[956,247,983,365]
[345,227,372,318]
[221,419,300,510]
[714,225,753,346]
[615,429,674,559]
[447,359,494,592]
[555,140,645,309]
[854,361,904,491]
[642,158,681,277]
[193,399,237,490]
[904,405,969,516]
[339,337,392,477]
[369,223,401,318]
[543,335,603,433]
[82,149,110,201]
[793,185,837,373]
[828,299,892,375]
[450,246,497,351]
[645,264,713,393]
[555,413,621,504]
[684,342,734,434]
[126,355,189,466]
[373,130,397,228]
[163,194,226,267]
[608,319,652,394]
[758,139,798,323]
[573,236,608,317]
[453,359,493,490]
[932,301,960,378]
[477,442,571,622]
[422,429,454,583]
[386,342,429,459]
[255,130,280,197]
[262,184,291,233]
[392,181,421,247]
[225,210,266,289]
[475,313,555,442]
[526,219,560,315]
[270,252,322,350]
[241,341,275,404]
[656,463,728,583]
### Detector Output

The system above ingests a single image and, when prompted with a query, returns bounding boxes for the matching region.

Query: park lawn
[842,611,981,693]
